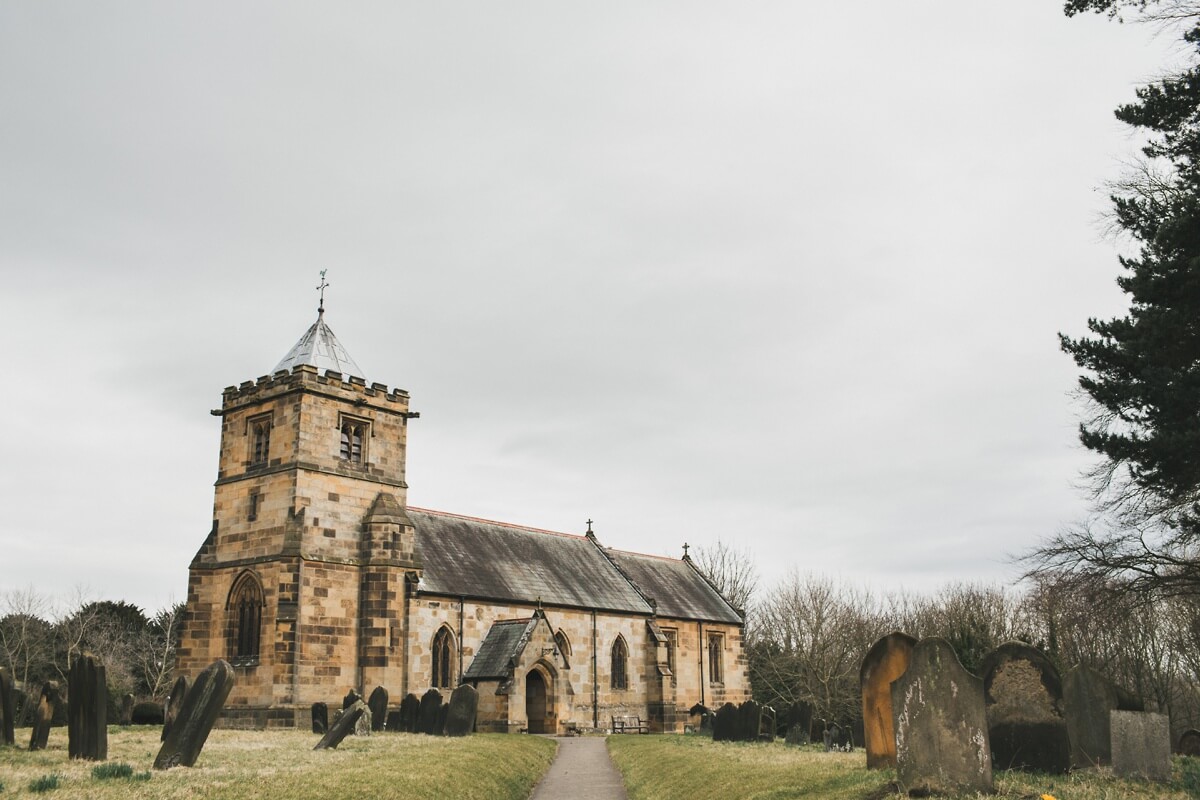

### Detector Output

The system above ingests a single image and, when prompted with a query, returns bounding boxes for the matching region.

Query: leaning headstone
[1111,710,1171,781]
[735,700,761,742]
[119,693,134,726]
[368,686,388,732]
[399,693,421,733]
[343,688,362,710]
[162,676,190,742]
[0,666,14,746]
[417,688,442,735]
[861,631,917,769]
[29,681,60,752]
[445,684,478,737]
[314,701,366,750]
[68,652,107,761]
[979,642,1070,774]
[891,637,993,796]
[1063,663,1138,767]
[1179,729,1200,757]
[712,702,736,742]
[311,702,329,734]
[355,707,372,736]
[153,660,235,769]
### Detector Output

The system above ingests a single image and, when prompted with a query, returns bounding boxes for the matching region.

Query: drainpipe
[592,609,598,730]
[698,621,705,708]
[458,596,465,686]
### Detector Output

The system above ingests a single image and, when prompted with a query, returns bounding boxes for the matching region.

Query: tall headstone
[162,676,190,742]
[712,702,736,742]
[1063,663,1141,768]
[445,684,478,736]
[368,686,388,732]
[153,660,235,770]
[399,692,421,733]
[314,701,366,750]
[67,652,107,761]
[119,693,134,726]
[0,666,14,746]
[1179,729,1200,757]
[417,688,442,735]
[1111,710,1171,781]
[311,702,329,734]
[29,681,60,752]
[891,638,993,796]
[979,642,1070,774]
[355,707,373,736]
[735,700,761,742]
[860,631,917,769]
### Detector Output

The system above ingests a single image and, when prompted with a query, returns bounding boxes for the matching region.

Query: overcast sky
[0,3,1180,616]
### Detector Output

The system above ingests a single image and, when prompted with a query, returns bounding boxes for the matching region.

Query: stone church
[176,300,749,732]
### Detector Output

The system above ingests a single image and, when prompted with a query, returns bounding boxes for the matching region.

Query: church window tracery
[432,626,456,688]
[339,418,368,464]
[611,635,628,690]
[708,633,724,683]
[248,413,271,465]
[227,571,264,666]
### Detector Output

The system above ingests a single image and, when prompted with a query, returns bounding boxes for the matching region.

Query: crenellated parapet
[216,365,415,419]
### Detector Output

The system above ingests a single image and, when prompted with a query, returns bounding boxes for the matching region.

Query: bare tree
[0,587,54,687]
[138,601,184,699]
[692,539,759,614]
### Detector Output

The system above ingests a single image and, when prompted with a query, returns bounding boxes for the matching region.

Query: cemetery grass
[0,725,556,799]
[607,736,1199,800]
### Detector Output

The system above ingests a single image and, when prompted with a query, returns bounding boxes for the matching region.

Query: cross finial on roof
[586,518,593,534]
[682,542,690,559]
[316,269,329,314]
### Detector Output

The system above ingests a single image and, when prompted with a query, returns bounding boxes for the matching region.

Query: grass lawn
[607,735,1200,800]
[0,726,556,799]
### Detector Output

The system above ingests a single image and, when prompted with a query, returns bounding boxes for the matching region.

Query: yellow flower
[1041,795,1057,800]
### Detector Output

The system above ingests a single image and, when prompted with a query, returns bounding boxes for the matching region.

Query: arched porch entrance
[525,665,557,734]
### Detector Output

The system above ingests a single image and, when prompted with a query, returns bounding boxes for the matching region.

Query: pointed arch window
[432,626,456,689]
[708,633,724,684]
[250,415,271,465]
[611,636,628,690]
[227,572,264,666]
[339,417,368,464]
[555,630,572,669]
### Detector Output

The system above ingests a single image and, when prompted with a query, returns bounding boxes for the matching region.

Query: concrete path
[528,736,630,800]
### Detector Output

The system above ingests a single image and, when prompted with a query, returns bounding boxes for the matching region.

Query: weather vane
[317,269,329,313]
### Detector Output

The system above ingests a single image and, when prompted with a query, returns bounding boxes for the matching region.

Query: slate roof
[461,617,535,681]
[409,509,653,615]
[272,310,366,379]
[606,550,743,625]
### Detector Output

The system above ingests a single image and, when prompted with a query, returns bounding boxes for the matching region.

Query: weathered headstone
[162,676,190,742]
[735,700,761,742]
[1179,728,1200,756]
[891,637,993,796]
[436,702,449,736]
[712,702,736,742]
[368,686,388,732]
[445,684,478,737]
[688,702,711,735]
[860,631,917,769]
[1111,710,1171,781]
[153,660,235,769]
[314,701,366,750]
[119,693,134,726]
[784,701,812,746]
[1063,663,1141,768]
[312,702,328,734]
[759,705,777,741]
[355,706,373,736]
[386,709,403,732]
[0,666,14,746]
[342,688,362,710]
[417,688,442,735]
[399,692,421,733]
[29,681,60,752]
[979,642,1070,774]
[68,652,107,761]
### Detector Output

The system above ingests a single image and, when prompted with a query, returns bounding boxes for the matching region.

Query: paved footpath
[528,736,630,800]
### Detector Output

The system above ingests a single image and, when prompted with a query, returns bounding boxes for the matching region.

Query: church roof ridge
[405,507,589,541]
[606,546,683,564]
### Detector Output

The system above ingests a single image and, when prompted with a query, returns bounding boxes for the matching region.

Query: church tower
[176,284,421,727]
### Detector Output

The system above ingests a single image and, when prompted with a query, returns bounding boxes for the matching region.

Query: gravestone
[154,659,235,769]
[132,701,164,725]
[355,707,373,736]
[1111,710,1171,781]
[828,722,841,751]
[163,676,190,742]
[119,693,134,726]
[760,705,777,741]
[342,689,362,710]
[399,693,421,733]
[417,688,442,735]
[29,681,60,751]
[712,702,736,742]
[0,666,14,746]
[445,684,478,737]
[67,652,107,761]
[736,700,761,742]
[1179,729,1200,756]
[436,702,449,735]
[1063,663,1141,767]
[314,701,366,750]
[368,686,388,732]
[979,642,1070,774]
[860,631,917,769]
[312,702,328,734]
[785,701,812,746]
[386,710,403,732]
[891,637,993,796]
[688,703,711,735]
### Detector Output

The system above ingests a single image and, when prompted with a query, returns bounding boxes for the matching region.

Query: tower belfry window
[249,414,272,466]
[339,419,367,464]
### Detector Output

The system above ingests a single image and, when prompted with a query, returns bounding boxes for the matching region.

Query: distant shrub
[28,773,61,793]
[92,762,134,780]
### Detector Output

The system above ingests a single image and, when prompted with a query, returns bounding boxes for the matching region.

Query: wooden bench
[611,715,649,734]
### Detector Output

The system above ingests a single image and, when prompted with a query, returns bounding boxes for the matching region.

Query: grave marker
[314,701,366,750]
[399,692,420,733]
[0,666,14,746]
[860,631,916,768]
[311,702,328,734]
[980,642,1070,774]
[1111,710,1171,781]
[67,652,107,761]
[368,686,388,732]
[153,660,235,769]
[162,676,190,742]
[712,702,736,742]
[445,684,478,737]
[29,681,60,752]
[417,688,442,735]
